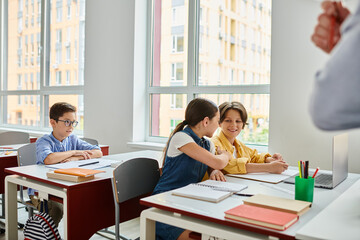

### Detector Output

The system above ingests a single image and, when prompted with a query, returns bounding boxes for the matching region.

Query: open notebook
[172,180,247,203]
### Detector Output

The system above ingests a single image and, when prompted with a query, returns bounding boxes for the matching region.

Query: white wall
[270,0,360,173]
[84,0,136,154]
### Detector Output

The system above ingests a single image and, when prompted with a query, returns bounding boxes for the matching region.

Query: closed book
[47,171,95,182]
[224,204,299,231]
[172,184,233,203]
[54,168,105,177]
[243,194,311,216]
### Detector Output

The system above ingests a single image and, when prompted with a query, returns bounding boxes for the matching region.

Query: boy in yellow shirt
[212,101,288,175]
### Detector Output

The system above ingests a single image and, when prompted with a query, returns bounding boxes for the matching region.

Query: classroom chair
[17,143,38,218]
[80,137,99,146]
[112,157,160,240]
[0,131,30,230]
[0,131,30,145]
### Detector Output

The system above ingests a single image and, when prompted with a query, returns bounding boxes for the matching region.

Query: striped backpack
[23,200,61,240]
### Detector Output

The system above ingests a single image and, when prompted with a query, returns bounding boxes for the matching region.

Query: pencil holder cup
[295,176,314,202]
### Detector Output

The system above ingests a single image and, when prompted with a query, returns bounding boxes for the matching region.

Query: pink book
[224,204,299,231]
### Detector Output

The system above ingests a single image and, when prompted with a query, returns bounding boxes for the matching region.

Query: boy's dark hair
[50,102,76,120]
[219,101,248,129]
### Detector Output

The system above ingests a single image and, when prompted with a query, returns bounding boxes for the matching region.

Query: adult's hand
[311,1,350,53]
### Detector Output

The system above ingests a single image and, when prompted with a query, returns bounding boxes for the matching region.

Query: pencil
[298,161,302,178]
[78,161,99,167]
[329,2,339,50]
[312,167,320,178]
[234,193,254,197]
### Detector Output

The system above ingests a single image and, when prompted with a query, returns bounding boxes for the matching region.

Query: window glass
[7,0,41,90]
[6,95,41,126]
[151,0,188,87]
[199,0,271,86]
[2,0,86,132]
[48,94,84,131]
[199,93,269,145]
[48,0,85,86]
[150,94,186,138]
[147,0,271,145]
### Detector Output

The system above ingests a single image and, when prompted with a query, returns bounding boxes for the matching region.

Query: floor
[0,195,140,240]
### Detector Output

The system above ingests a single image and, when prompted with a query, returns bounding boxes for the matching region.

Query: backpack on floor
[23,200,62,240]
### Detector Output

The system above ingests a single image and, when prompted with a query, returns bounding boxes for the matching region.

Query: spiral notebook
[172,180,247,203]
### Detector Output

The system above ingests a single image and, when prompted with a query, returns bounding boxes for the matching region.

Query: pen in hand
[329,2,339,50]
[78,161,99,167]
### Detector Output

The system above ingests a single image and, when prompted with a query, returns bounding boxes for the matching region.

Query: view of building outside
[150,0,271,145]
[5,0,85,130]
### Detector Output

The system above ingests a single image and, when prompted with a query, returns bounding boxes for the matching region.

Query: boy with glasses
[28,102,103,226]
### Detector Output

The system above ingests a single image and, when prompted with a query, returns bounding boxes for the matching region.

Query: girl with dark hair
[153,98,231,240]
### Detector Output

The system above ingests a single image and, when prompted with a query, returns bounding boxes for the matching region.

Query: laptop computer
[284,133,348,189]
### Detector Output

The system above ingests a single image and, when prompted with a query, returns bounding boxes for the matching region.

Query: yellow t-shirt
[211,131,271,174]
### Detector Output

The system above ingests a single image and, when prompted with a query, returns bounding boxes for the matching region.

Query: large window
[0,0,86,133]
[147,0,271,146]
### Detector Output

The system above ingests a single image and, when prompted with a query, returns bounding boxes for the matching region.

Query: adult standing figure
[309,1,360,130]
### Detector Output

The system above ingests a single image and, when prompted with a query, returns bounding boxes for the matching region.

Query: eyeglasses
[57,119,79,127]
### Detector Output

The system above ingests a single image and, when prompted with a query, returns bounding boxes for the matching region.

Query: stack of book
[224,194,311,231]
[46,168,105,182]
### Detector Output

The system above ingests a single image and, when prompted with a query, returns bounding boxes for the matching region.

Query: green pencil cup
[295,176,314,202]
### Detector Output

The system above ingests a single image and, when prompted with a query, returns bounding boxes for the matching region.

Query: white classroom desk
[0,143,27,157]
[103,150,163,167]
[140,170,360,240]
[296,178,360,240]
[5,150,162,240]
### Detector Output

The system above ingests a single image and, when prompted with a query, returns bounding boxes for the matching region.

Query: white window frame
[0,0,84,134]
[145,0,270,145]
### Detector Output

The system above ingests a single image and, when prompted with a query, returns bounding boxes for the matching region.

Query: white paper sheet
[227,169,298,183]
[46,158,119,170]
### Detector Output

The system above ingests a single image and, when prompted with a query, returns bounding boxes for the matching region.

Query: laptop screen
[332,133,348,187]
